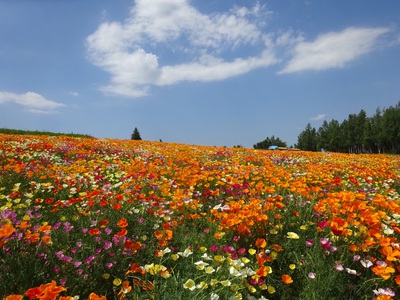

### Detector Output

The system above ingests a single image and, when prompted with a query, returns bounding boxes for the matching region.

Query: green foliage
[0,128,93,138]
[296,100,400,153]
[253,135,287,149]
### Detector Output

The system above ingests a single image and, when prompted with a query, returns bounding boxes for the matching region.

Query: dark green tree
[131,127,142,140]
[253,135,287,149]
[317,119,342,152]
[296,123,318,151]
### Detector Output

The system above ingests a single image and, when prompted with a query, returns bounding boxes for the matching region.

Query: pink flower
[334,263,344,271]
[308,272,316,279]
[305,239,313,247]
[237,248,246,255]
[319,237,331,249]
[103,240,112,250]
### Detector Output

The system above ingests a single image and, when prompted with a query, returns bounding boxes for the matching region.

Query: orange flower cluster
[1,134,399,299]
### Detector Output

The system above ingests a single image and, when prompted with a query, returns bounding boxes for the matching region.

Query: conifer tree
[131,127,142,140]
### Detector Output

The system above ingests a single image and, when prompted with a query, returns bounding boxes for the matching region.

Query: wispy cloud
[279,27,390,74]
[86,0,278,97]
[310,114,326,121]
[0,91,66,114]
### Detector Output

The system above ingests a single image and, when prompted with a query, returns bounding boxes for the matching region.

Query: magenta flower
[319,237,331,249]
[305,239,313,247]
[105,262,113,269]
[74,261,82,268]
[237,248,246,255]
[84,255,95,264]
[317,221,327,229]
[62,256,73,263]
[210,244,219,252]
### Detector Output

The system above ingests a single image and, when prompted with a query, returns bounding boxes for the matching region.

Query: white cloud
[310,114,326,121]
[279,27,390,74]
[0,91,66,114]
[86,0,277,97]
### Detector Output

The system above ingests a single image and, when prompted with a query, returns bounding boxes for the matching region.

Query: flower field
[1,134,400,300]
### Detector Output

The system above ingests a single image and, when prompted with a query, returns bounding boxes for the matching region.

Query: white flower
[210,293,219,300]
[194,260,209,270]
[178,248,193,257]
[360,259,373,268]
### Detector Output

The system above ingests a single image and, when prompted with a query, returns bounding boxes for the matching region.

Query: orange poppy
[117,218,128,228]
[0,223,15,239]
[89,293,107,300]
[255,238,267,248]
[281,274,293,284]
[4,295,23,300]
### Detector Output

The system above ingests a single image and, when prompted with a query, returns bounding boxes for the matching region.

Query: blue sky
[0,0,399,147]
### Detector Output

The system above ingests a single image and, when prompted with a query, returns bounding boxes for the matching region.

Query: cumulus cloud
[310,114,326,121]
[279,27,390,74]
[86,0,278,97]
[0,91,66,114]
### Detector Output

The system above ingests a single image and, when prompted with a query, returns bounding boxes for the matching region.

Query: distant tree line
[0,128,93,138]
[296,101,400,154]
[253,135,287,149]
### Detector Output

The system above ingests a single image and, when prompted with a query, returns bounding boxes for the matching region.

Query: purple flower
[104,228,112,235]
[55,251,64,260]
[308,272,316,279]
[52,222,61,230]
[62,256,73,263]
[103,240,112,250]
[63,222,74,232]
[59,278,67,286]
[84,255,95,264]
[137,217,145,224]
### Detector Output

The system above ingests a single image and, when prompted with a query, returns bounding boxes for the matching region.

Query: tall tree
[296,123,318,151]
[131,127,142,140]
